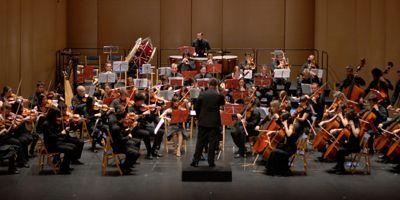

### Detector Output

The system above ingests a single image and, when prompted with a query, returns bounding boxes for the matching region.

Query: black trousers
[336,146,359,169]
[5,137,26,165]
[231,125,246,155]
[120,140,140,169]
[193,126,219,165]
[63,137,84,160]
[135,125,164,155]
[54,142,76,171]
[266,148,291,174]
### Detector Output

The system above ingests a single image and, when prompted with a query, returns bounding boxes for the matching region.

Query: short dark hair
[36,81,45,87]
[208,78,219,87]
[134,93,146,102]
[371,68,383,77]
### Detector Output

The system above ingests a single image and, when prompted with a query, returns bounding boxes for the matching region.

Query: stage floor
[1,129,400,200]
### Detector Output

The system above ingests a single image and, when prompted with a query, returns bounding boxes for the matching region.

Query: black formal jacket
[195,88,225,128]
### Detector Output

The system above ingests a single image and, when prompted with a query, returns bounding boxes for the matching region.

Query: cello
[375,120,400,152]
[343,59,365,112]
[313,114,341,150]
[252,117,281,154]
[323,127,351,160]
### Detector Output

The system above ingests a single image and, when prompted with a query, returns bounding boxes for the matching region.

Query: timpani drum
[213,55,238,75]
[169,55,182,65]
[190,57,208,71]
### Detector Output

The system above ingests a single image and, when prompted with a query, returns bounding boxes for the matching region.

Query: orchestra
[0,45,399,178]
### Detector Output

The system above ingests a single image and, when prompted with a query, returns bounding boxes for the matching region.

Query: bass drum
[125,37,156,67]
[213,55,238,75]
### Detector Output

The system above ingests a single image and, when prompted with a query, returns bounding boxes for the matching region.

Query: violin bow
[16,79,23,96]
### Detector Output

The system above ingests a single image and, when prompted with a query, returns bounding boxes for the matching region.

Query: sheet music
[301,83,312,95]
[154,118,164,135]
[133,79,149,89]
[159,67,171,76]
[84,85,96,96]
[274,69,291,78]
[112,61,129,72]
[98,72,116,83]
[243,69,253,79]
[190,110,196,116]
[158,90,174,101]
[140,64,152,75]
[311,69,324,79]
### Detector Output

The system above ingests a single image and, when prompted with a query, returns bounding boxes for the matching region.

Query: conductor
[191,78,225,168]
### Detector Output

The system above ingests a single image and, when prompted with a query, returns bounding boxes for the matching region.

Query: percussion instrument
[191,57,208,71]
[125,37,156,67]
[213,55,238,75]
[169,55,182,65]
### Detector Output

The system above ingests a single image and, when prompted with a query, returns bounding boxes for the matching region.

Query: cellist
[362,68,393,107]
[327,109,361,175]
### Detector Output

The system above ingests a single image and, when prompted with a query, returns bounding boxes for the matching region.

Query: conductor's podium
[182,162,232,182]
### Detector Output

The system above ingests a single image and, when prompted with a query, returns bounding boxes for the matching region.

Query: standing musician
[362,68,394,107]
[191,32,211,57]
[110,113,141,175]
[327,109,360,175]
[339,66,366,91]
[231,98,261,158]
[191,78,225,167]
[160,96,189,157]
[178,52,196,72]
[128,93,164,159]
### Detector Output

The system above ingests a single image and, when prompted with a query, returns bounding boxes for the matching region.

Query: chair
[349,133,371,175]
[102,131,124,176]
[37,137,61,174]
[163,120,187,155]
[289,134,309,174]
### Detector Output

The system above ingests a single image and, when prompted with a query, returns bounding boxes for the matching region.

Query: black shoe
[146,154,153,160]
[152,150,163,158]
[17,163,29,168]
[68,167,74,171]
[190,161,199,167]
[71,160,84,165]
[59,170,71,175]
[209,163,216,168]
[8,168,20,174]
[234,153,245,158]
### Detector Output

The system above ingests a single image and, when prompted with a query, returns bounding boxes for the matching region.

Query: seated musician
[110,113,141,175]
[1,86,13,102]
[71,86,87,115]
[292,95,312,137]
[239,53,255,70]
[301,54,317,74]
[378,114,400,173]
[339,66,366,91]
[255,66,274,107]
[231,100,261,158]
[128,93,164,159]
[160,96,189,157]
[194,66,212,79]
[327,109,361,175]
[256,100,281,128]
[178,53,195,72]
[58,103,84,165]
[167,63,183,78]
[28,81,46,109]
[297,69,320,95]
[42,108,80,174]
[362,68,393,107]
[231,66,243,80]
[206,53,214,65]
[1,102,24,173]
[110,88,130,121]
[192,32,211,57]
[238,78,247,92]
[265,112,296,176]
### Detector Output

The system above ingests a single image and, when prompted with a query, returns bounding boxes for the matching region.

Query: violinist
[1,86,13,102]
[28,81,46,109]
[231,99,261,158]
[362,68,393,107]
[265,112,295,176]
[327,109,360,175]
[339,66,365,91]
[110,113,141,175]
[42,108,80,174]
[0,110,19,174]
[279,90,291,112]
[110,88,130,120]
[129,93,164,159]
[71,86,88,115]
[160,96,189,157]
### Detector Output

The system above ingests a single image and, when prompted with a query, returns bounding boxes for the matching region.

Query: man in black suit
[191,78,225,167]
[191,32,211,57]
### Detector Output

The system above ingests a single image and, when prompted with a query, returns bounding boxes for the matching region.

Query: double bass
[343,59,365,112]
